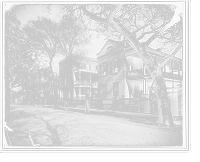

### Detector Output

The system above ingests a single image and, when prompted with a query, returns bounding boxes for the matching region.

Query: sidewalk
[90,108,182,124]
[90,108,158,124]
[44,104,158,125]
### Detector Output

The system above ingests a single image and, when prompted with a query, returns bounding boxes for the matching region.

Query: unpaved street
[9,105,182,147]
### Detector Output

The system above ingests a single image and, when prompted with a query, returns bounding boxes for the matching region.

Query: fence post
[122,95,125,111]
[85,97,90,114]
[64,100,68,111]
[138,91,144,112]
[149,88,154,114]
[114,97,117,111]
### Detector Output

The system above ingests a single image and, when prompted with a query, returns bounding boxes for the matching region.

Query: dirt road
[7,105,182,147]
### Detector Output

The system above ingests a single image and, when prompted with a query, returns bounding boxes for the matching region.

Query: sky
[9,4,106,73]
[5,4,182,73]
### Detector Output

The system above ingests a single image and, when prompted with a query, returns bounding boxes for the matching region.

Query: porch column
[73,87,77,99]
[143,64,145,75]
[171,60,174,79]
[78,86,81,100]
[163,58,166,73]
[143,77,146,94]
[178,62,181,79]
[79,70,81,80]
[89,73,92,97]
[59,90,61,98]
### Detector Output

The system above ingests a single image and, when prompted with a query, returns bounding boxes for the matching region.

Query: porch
[126,68,183,81]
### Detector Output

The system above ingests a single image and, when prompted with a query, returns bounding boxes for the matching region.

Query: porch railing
[126,69,150,78]
[74,80,98,87]
[126,69,183,80]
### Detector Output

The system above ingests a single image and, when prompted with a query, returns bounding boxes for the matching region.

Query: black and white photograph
[0,0,190,152]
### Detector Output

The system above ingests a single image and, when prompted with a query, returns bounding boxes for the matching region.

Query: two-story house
[59,56,98,101]
[97,40,183,114]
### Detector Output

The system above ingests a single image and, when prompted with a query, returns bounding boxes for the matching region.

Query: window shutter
[110,61,113,75]
[117,59,119,69]
[99,64,103,76]
[106,62,108,75]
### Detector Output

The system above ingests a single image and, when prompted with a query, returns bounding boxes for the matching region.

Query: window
[81,71,90,81]
[74,72,80,81]
[109,61,113,74]
[112,59,119,74]
[68,75,71,84]
[101,62,108,76]
[80,63,86,69]
[102,84,107,97]
[65,78,67,85]
[132,57,143,70]
[113,82,119,97]
[109,58,120,74]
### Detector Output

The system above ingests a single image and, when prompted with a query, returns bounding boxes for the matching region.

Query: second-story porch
[73,70,98,88]
[126,68,183,81]
[126,47,183,82]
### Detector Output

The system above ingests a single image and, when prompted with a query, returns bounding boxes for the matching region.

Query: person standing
[85,93,90,114]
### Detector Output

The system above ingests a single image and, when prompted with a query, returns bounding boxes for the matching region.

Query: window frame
[101,84,107,97]
[113,82,119,97]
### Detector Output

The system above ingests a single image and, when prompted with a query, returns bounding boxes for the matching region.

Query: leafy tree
[19,66,52,105]
[80,4,183,126]
[4,6,36,122]
[23,18,60,77]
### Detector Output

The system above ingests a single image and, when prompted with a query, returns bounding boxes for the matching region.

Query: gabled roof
[98,39,182,61]
[97,39,124,58]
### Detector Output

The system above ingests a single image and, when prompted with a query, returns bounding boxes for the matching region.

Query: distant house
[59,56,98,101]
[97,39,183,116]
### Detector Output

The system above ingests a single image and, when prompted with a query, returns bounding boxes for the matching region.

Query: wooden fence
[90,98,140,112]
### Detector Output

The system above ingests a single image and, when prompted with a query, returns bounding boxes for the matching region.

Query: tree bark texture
[49,57,55,77]
[155,76,174,126]
[136,47,174,125]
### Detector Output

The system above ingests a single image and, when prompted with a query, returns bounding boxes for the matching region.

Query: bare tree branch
[108,4,123,22]
[82,5,140,52]
[94,7,112,16]
[116,4,142,21]
[134,18,156,34]
[145,6,181,47]
[81,5,108,24]
[159,43,183,68]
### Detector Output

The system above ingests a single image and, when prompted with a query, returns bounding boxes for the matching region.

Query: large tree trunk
[130,45,174,125]
[155,76,174,126]
[82,5,175,125]
[49,57,55,78]
[139,45,174,126]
